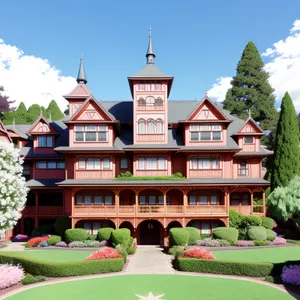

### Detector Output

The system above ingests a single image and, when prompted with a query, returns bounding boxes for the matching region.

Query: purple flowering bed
[281,265,300,286]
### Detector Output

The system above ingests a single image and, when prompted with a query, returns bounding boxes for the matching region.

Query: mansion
[0,32,272,245]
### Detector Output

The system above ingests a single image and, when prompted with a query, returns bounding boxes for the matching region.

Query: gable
[64,84,91,98]
[238,119,264,135]
[187,98,228,121]
[0,120,12,143]
[28,117,57,135]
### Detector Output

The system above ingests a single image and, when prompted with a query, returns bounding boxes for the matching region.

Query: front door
[139,220,161,245]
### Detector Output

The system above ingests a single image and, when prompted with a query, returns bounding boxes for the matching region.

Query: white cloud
[0,39,76,112]
[207,76,232,102]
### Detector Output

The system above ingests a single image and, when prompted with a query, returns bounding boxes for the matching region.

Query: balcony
[22,206,36,216]
[22,206,63,216]
[230,205,264,216]
[185,205,227,215]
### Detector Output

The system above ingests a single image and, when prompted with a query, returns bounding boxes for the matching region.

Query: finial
[248,108,251,118]
[146,27,155,64]
[49,112,52,122]
[77,53,88,84]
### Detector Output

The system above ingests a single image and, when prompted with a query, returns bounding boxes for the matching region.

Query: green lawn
[212,246,300,263]
[0,250,94,262]
[6,275,293,300]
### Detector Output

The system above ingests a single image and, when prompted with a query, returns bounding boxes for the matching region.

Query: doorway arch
[137,219,163,245]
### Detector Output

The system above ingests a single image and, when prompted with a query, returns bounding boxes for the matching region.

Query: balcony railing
[185,205,227,215]
[22,206,63,216]
[231,205,264,215]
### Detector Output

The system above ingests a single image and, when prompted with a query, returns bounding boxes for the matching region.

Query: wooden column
[34,191,39,227]
[224,188,229,215]
[115,193,119,215]
[163,192,167,215]
[262,190,266,215]
[183,193,188,215]
[250,189,254,214]
[135,192,139,215]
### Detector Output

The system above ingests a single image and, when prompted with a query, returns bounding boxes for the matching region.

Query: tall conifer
[271,92,300,190]
[46,100,64,121]
[223,41,277,130]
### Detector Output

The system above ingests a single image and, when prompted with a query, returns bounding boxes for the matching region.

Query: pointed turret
[77,54,87,84]
[146,28,155,64]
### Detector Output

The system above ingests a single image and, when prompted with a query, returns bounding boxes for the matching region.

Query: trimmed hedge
[254,240,270,246]
[169,228,190,246]
[0,254,124,277]
[98,228,114,242]
[127,246,136,255]
[168,246,186,256]
[261,217,275,230]
[247,226,267,241]
[111,229,131,247]
[54,216,71,237]
[178,258,273,277]
[65,229,89,243]
[47,235,62,246]
[184,227,200,245]
[242,215,262,228]
[266,229,276,241]
[212,227,238,245]
[116,246,128,263]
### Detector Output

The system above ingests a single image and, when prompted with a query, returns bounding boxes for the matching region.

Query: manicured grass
[6,275,293,300]
[212,246,300,263]
[0,250,94,262]
[287,239,300,245]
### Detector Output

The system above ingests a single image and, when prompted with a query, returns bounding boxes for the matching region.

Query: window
[38,136,52,147]
[48,161,56,169]
[138,97,146,105]
[230,193,250,206]
[84,195,92,205]
[120,158,128,169]
[189,195,197,205]
[145,96,155,104]
[200,196,208,205]
[244,136,254,144]
[87,158,100,170]
[78,158,85,169]
[149,196,156,205]
[139,195,146,205]
[211,195,217,205]
[156,119,164,134]
[188,193,220,205]
[93,222,101,234]
[104,195,113,205]
[147,119,155,134]
[94,196,102,205]
[74,125,108,142]
[138,119,146,134]
[103,157,111,169]
[238,160,248,176]
[137,157,166,170]
[189,124,222,141]
[77,157,112,170]
[57,161,65,169]
[201,222,210,234]
[190,157,220,169]
[155,97,163,105]
[75,195,83,205]
[36,161,65,169]
[139,195,164,205]
[75,194,114,206]
[37,161,47,169]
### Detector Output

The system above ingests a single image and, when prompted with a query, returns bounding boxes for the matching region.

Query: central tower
[128,29,174,145]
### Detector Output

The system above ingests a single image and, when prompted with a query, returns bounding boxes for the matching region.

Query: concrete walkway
[0,242,24,251]
[126,246,175,274]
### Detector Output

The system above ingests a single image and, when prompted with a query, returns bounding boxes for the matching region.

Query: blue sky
[0,0,300,110]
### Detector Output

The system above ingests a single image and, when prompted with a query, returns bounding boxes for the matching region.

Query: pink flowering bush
[272,237,287,245]
[236,240,255,247]
[55,241,68,247]
[281,265,300,285]
[0,264,24,290]
[85,247,122,261]
[179,247,215,260]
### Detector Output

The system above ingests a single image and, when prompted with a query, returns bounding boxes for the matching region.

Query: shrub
[281,265,300,285]
[266,229,276,241]
[178,258,273,277]
[38,241,48,247]
[235,240,254,247]
[68,241,87,248]
[169,228,190,246]
[85,247,122,261]
[111,229,131,247]
[127,236,134,247]
[179,248,215,260]
[127,246,136,255]
[0,264,24,290]
[54,216,71,237]
[55,241,68,247]
[98,228,115,242]
[212,227,238,245]
[99,240,108,247]
[265,275,281,284]
[0,254,123,277]
[116,245,128,263]
[31,224,54,237]
[218,239,231,247]
[24,242,30,248]
[184,227,200,245]
[200,234,211,240]
[238,227,248,240]
[21,274,45,285]
[242,215,262,228]
[168,246,186,256]
[229,209,244,228]
[47,235,62,246]
[261,217,275,230]
[272,237,287,245]
[65,229,88,243]
[247,226,267,241]
[84,240,102,248]
[87,234,97,241]
[27,236,49,247]
[254,240,270,246]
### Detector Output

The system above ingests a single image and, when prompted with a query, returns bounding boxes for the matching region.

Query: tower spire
[77,53,87,84]
[146,27,155,64]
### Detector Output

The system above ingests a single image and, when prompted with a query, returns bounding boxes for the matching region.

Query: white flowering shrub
[0,141,28,230]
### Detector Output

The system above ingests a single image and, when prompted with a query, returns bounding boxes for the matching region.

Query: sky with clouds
[0,1,300,113]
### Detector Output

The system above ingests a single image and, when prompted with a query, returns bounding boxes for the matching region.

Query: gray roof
[58,178,270,186]
[128,63,173,79]
[26,179,62,187]
[55,146,122,152]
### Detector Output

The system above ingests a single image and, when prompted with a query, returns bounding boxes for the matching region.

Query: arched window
[138,119,146,134]
[147,119,155,134]
[155,97,163,105]
[138,97,146,105]
[238,160,248,176]
[145,96,155,105]
[156,119,164,134]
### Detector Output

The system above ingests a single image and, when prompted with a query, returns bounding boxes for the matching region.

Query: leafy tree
[14,102,28,124]
[46,100,64,121]
[0,86,15,118]
[0,141,28,230]
[270,92,300,190]
[26,104,41,123]
[223,41,278,130]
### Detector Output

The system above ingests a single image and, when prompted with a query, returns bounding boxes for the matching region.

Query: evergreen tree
[223,41,278,130]
[27,104,41,123]
[270,92,300,190]
[14,102,28,124]
[46,100,64,121]
[41,106,50,119]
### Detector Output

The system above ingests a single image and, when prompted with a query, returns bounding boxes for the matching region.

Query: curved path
[0,246,296,299]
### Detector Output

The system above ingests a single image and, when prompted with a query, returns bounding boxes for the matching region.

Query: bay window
[74,125,108,142]
[190,124,222,141]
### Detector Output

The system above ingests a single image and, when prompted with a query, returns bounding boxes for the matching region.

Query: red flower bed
[27,236,49,247]
[85,247,122,261]
[179,247,215,260]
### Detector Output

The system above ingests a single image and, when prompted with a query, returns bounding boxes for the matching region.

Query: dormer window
[190,124,222,141]
[74,125,108,142]
[244,136,254,144]
[38,135,52,147]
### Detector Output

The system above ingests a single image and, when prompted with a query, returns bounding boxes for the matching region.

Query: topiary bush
[87,234,97,241]
[212,227,238,245]
[47,235,62,246]
[184,227,200,245]
[111,229,131,247]
[247,226,267,241]
[229,209,244,229]
[169,228,190,246]
[31,224,54,237]
[116,245,128,263]
[127,246,136,255]
[266,229,276,241]
[261,217,275,230]
[98,228,115,242]
[242,215,262,228]
[168,246,186,256]
[65,229,88,243]
[54,216,71,237]
[21,274,45,285]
